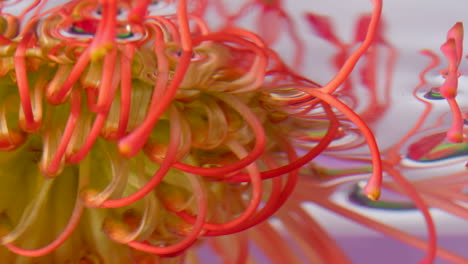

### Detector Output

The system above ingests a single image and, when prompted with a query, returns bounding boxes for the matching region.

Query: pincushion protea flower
[0,0,465,263]
[0,0,386,262]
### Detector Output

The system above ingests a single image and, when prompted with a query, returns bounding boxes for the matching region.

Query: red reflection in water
[305,12,397,124]
[286,18,467,264]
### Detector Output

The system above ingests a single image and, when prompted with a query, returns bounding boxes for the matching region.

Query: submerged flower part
[287,19,467,264]
[439,22,465,143]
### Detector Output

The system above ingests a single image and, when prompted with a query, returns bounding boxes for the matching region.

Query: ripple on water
[348,181,416,210]
[404,131,467,166]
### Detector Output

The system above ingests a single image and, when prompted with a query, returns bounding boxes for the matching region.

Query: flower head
[0,0,386,262]
[0,0,465,264]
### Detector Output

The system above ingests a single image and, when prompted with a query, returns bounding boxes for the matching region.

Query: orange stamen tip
[441,88,457,98]
[440,75,458,98]
[0,132,26,151]
[175,222,195,236]
[118,142,132,156]
[447,131,464,143]
[102,218,131,244]
[79,188,102,208]
[19,119,42,133]
[364,184,381,201]
[156,184,189,213]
